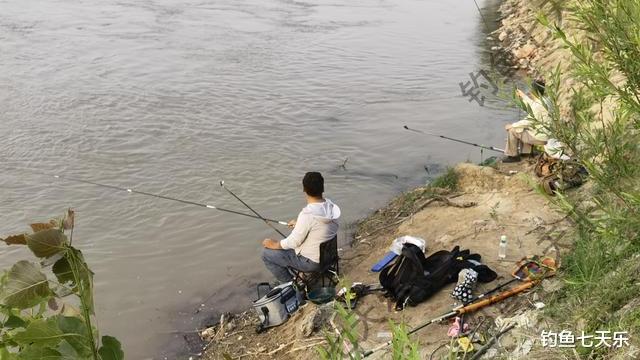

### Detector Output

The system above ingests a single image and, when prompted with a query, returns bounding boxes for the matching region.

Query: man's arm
[279,213,311,250]
[262,213,311,250]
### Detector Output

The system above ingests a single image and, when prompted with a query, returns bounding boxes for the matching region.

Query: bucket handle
[256,282,272,299]
[256,306,269,333]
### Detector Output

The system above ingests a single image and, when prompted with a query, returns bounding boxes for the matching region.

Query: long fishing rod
[403,125,504,153]
[45,173,288,225]
[219,180,287,238]
[363,257,557,357]
[362,280,535,357]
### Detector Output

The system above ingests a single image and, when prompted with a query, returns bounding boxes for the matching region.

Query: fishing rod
[403,125,505,153]
[363,281,535,357]
[362,256,557,357]
[219,180,287,238]
[44,172,288,225]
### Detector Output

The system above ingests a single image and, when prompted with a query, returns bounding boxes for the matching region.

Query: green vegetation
[389,322,420,360]
[317,300,363,359]
[527,0,640,357]
[429,167,459,192]
[0,210,123,360]
[317,284,419,360]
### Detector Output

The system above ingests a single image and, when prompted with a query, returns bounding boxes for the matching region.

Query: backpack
[379,244,497,310]
[535,153,559,178]
[540,158,588,195]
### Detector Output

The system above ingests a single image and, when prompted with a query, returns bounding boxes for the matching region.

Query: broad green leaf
[55,316,92,357]
[3,315,26,329]
[0,261,51,309]
[56,340,88,359]
[0,346,17,360]
[13,318,63,348]
[97,336,123,360]
[2,235,26,246]
[26,229,67,258]
[16,344,62,360]
[56,340,76,356]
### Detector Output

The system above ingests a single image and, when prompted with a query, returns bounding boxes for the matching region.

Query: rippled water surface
[1,0,513,358]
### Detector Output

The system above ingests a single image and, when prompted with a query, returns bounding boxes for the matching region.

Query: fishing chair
[288,236,339,291]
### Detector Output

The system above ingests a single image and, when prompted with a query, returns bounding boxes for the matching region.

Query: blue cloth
[262,248,320,282]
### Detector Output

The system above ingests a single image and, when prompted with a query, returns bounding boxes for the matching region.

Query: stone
[542,278,563,293]
[481,348,498,359]
[297,307,321,338]
[512,339,533,357]
[615,298,640,318]
[500,333,517,348]
[499,31,508,41]
[200,327,216,341]
[515,44,535,59]
[225,319,237,333]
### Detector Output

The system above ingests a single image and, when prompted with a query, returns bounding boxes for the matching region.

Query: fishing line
[22,170,288,225]
[472,0,491,33]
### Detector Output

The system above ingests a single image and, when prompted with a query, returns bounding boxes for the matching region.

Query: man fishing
[503,78,552,162]
[261,172,341,283]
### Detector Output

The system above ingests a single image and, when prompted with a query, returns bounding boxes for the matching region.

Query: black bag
[379,244,497,310]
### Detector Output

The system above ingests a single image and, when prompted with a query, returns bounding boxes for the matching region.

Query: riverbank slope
[201,0,640,358]
[201,160,572,359]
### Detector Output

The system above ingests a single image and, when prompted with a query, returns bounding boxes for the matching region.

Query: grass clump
[428,167,459,192]
[317,282,420,359]
[389,321,420,360]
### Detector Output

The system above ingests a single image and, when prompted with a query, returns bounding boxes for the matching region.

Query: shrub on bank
[0,211,124,360]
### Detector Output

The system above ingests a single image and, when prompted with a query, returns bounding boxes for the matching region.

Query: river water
[0,0,513,358]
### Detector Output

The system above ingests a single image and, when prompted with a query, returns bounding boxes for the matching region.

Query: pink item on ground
[447,317,469,337]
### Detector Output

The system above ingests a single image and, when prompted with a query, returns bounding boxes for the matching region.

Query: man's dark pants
[262,248,320,282]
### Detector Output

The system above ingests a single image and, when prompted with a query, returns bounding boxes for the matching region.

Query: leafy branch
[0,209,124,360]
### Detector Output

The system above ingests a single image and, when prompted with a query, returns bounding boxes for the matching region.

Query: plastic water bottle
[498,235,507,260]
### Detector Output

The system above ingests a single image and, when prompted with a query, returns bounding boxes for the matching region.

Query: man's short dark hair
[532,78,546,96]
[303,172,324,197]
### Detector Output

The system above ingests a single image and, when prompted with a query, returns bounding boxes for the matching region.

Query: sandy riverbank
[199,160,573,359]
[197,0,591,358]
